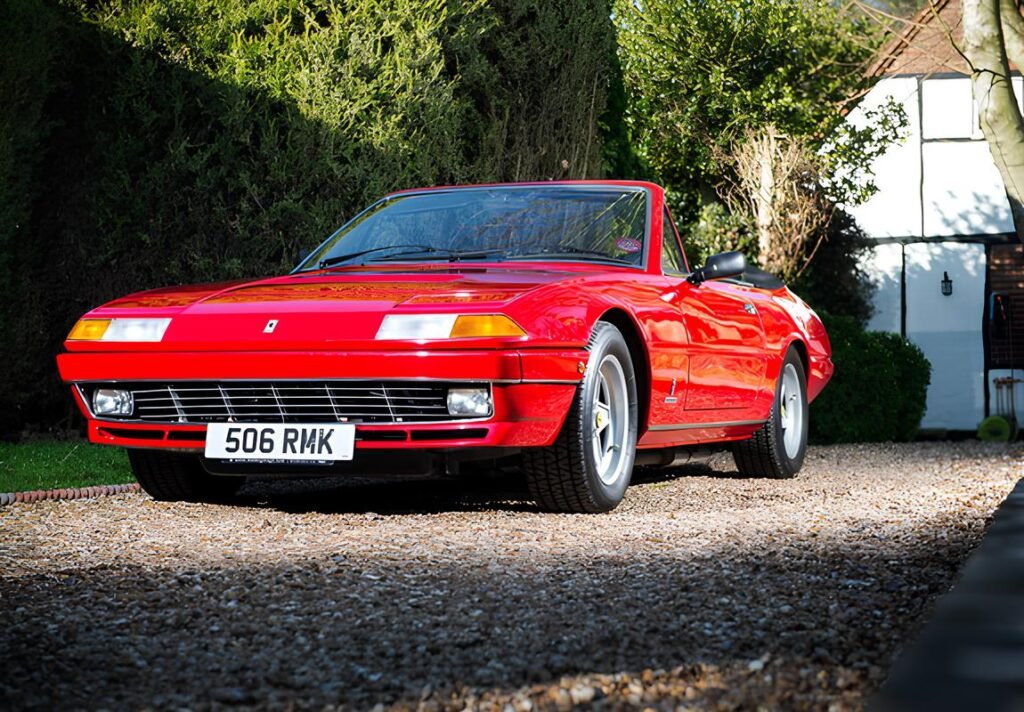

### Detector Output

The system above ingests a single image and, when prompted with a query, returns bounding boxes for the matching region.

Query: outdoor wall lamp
[941,271,953,296]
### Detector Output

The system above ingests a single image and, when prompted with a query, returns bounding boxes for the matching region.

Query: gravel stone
[0,441,1020,711]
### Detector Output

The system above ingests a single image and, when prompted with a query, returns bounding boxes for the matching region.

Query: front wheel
[128,449,244,502]
[522,321,638,513]
[732,347,808,479]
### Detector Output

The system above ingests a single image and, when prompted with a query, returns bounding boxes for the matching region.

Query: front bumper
[58,349,586,451]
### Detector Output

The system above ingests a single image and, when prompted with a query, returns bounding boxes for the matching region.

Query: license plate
[204,423,355,461]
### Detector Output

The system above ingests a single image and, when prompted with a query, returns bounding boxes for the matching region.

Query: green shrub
[790,210,876,327]
[682,201,756,269]
[810,315,931,443]
[0,0,621,435]
[614,0,884,221]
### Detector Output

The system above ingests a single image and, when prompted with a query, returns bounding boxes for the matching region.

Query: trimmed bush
[810,315,931,444]
[0,0,622,435]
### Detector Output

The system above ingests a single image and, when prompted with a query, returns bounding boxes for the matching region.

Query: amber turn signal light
[68,319,112,341]
[450,315,526,338]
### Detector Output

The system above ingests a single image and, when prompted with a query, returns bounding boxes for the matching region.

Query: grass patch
[0,440,134,492]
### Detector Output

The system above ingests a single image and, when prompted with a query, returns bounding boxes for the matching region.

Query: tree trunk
[755,130,775,258]
[1000,0,1024,60]
[963,0,1024,240]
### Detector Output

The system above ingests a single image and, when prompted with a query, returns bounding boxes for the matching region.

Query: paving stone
[876,478,1024,712]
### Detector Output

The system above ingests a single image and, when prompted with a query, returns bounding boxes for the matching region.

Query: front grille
[86,381,488,425]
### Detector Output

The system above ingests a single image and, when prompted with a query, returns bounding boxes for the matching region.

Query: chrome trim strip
[71,377,518,384]
[518,379,581,385]
[76,380,496,427]
[648,419,767,432]
[74,384,93,417]
[379,386,396,422]
[69,377,581,385]
[324,384,341,420]
[88,416,493,427]
[268,384,285,422]
[217,385,237,419]
[168,385,186,421]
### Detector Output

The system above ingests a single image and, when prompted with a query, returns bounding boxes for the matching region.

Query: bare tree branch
[964,0,1024,239]
[717,127,832,281]
[850,0,972,76]
[849,0,932,29]
[927,0,975,70]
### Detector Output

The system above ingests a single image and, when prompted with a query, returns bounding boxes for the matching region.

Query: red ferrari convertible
[58,181,832,512]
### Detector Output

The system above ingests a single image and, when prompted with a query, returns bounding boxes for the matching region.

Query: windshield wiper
[317,245,505,269]
[369,248,506,263]
[511,246,634,264]
[319,244,441,269]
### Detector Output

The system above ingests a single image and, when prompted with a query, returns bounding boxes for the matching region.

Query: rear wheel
[732,347,808,479]
[128,449,243,502]
[522,321,638,512]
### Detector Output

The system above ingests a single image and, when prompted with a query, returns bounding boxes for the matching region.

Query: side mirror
[687,251,747,285]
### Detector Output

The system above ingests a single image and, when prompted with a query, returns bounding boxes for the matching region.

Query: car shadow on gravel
[238,472,540,514]
[631,456,747,484]
[238,458,748,515]
[0,511,976,711]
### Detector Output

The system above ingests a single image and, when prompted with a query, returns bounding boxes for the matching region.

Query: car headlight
[68,318,172,342]
[447,387,492,417]
[376,314,525,340]
[92,388,134,416]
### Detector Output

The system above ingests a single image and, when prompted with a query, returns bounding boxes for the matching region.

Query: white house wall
[851,76,1018,240]
[848,74,1020,431]
[846,77,922,238]
[918,75,1017,239]
[921,77,974,139]
[922,142,1014,236]
[904,242,986,430]
[864,242,903,334]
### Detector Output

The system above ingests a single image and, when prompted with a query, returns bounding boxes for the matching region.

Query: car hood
[78,266,579,350]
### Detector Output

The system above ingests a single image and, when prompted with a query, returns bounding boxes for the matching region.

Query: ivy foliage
[0,0,623,433]
[0,0,925,443]
[614,0,890,217]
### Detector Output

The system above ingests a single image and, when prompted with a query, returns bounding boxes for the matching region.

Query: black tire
[522,321,638,513]
[732,347,808,479]
[128,449,243,502]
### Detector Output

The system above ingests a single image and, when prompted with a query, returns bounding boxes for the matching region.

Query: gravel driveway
[1,442,1021,711]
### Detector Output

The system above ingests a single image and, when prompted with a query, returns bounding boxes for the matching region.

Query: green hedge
[0,0,624,435]
[810,315,931,444]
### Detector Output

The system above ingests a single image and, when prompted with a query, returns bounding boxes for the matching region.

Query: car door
[674,281,766,410]
[659,210,767,411]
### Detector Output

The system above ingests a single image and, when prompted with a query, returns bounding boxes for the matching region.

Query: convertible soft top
[738,266,785,290]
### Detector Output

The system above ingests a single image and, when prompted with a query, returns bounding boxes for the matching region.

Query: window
[301,186,649,270]
[660,208,688,275]
[988,244,1024,369]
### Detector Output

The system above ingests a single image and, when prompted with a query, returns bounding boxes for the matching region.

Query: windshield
[297,186,649,271]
